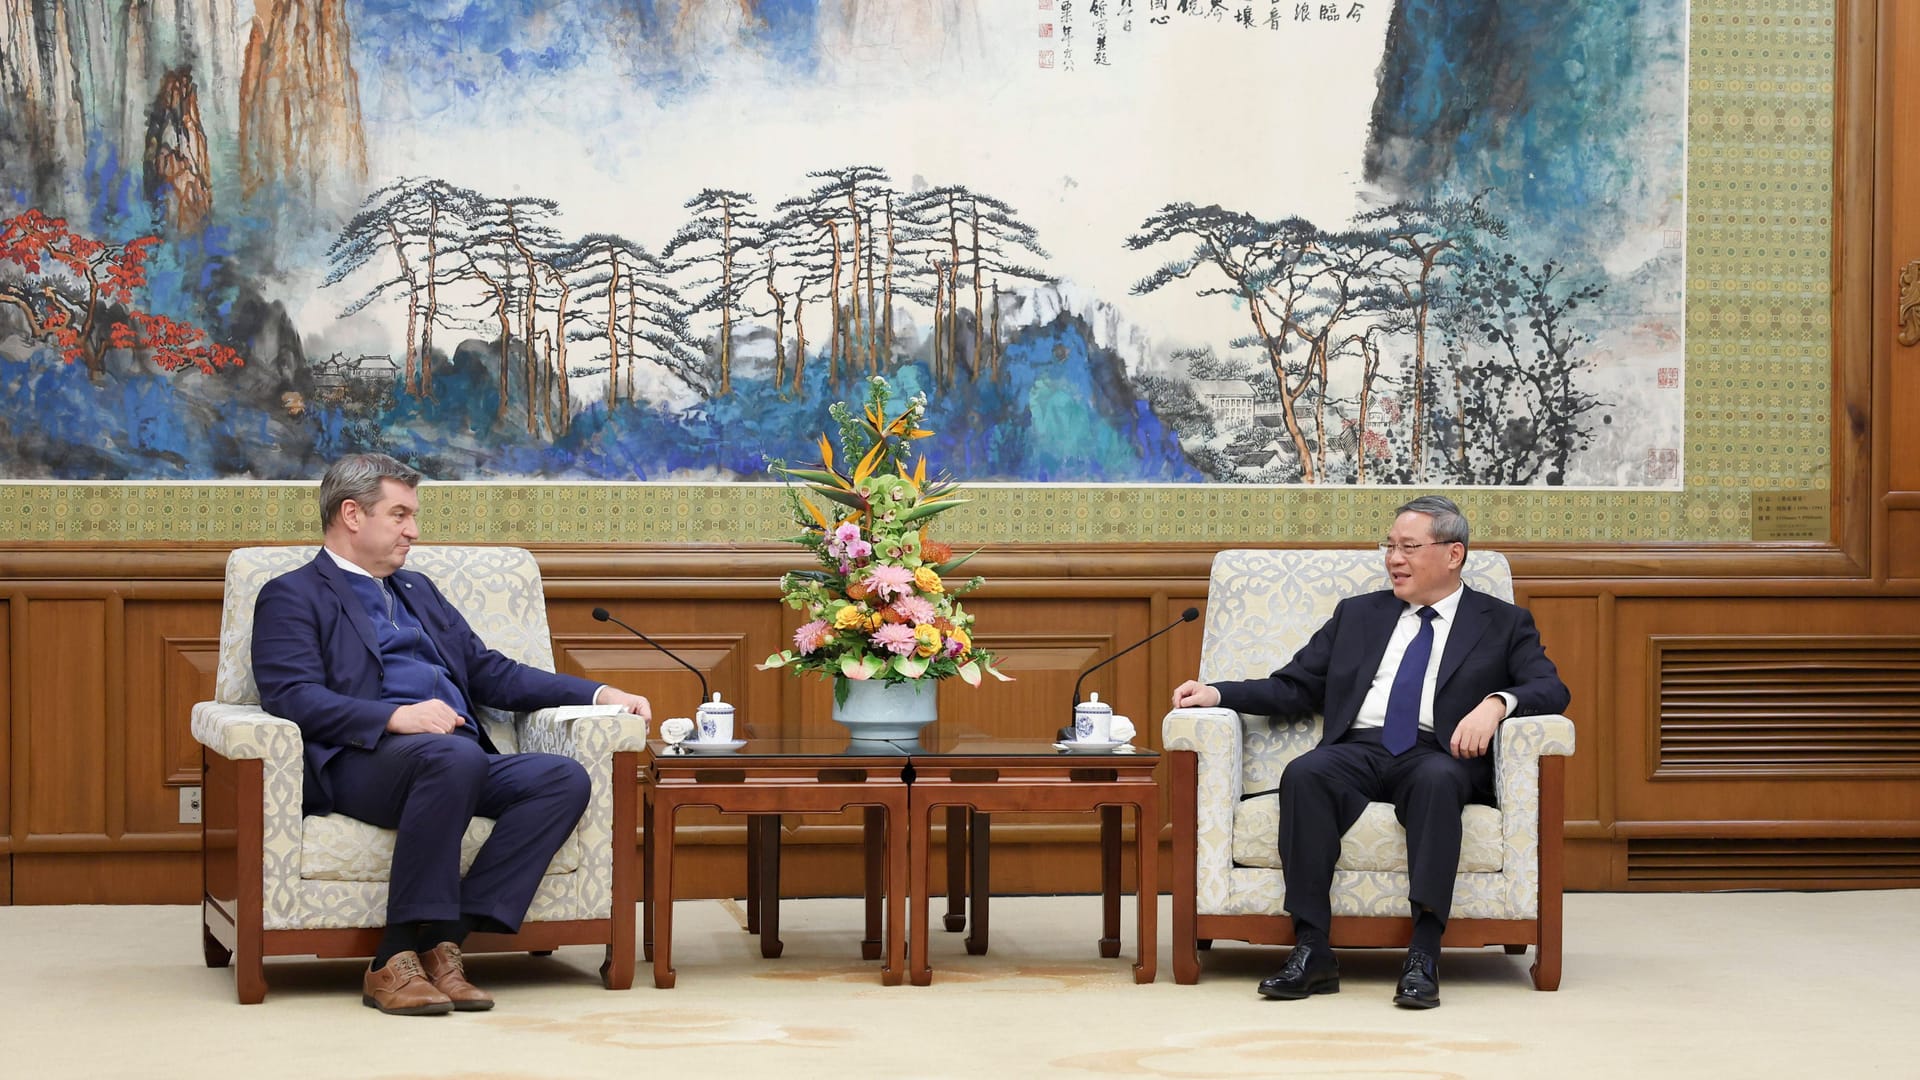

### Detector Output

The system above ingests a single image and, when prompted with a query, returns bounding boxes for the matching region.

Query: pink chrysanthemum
[793,620,834,655]
[861,564,916,601]
[891,595,938,625]
[870,622,920,656]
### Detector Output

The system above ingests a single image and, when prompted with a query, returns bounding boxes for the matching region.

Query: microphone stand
[592,607,710,705]
[1069,607,1200,718]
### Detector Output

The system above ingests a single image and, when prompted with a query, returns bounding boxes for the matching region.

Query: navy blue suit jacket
[1211,585,1569,785]
[252,552,601,815]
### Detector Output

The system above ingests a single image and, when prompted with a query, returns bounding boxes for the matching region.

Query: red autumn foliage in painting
[0,209,244,378]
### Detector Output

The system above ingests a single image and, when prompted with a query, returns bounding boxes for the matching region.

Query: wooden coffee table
[644,738,910,987]
[906,736,1159,985]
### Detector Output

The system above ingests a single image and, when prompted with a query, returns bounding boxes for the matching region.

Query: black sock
[372,923,420,970]
[418,910,478,945]
[418,916,476,951]
[1293,920,1328,949]
[1410,908,1444,956]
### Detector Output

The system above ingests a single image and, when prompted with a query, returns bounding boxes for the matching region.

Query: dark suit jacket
[252,552,601,815]
[1211,585,1569,787]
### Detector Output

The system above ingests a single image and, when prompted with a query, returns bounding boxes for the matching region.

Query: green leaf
[808,485,870,511]
[897,498,967,524]
[780,467,847,487]
[933,548,981,576]
[891,655,929,678]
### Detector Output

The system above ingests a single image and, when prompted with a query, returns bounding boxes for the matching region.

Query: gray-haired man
[1173,496,1569,1008]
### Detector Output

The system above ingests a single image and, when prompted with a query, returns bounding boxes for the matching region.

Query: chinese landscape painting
[0,0,1687,486]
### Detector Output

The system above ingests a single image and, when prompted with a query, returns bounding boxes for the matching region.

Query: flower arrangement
[759,377,1011,700]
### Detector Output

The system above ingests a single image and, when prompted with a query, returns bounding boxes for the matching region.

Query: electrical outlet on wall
[180,786,202,824]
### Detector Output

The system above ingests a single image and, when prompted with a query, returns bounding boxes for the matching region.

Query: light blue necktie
[1383,607,1438,756]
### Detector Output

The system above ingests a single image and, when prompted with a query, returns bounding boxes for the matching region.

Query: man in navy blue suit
[1172,496,1569,1010]
[253,453,652,1016]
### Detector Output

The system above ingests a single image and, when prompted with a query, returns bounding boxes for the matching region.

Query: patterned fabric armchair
[192,546,649,1003]
[1162,549,1575,989]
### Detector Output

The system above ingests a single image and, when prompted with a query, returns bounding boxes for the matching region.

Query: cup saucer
[677,739,747,754]
[1055,739,1125,754]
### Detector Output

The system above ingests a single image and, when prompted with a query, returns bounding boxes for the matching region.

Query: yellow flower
[913,624,943,658]
[914,566,944,594]
[865,610,887,631]
[833,606,867,630]
[948,627,971,657]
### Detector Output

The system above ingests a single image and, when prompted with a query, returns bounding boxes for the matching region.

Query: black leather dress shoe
[1393,948,1441,1009]
[1257,941,1340,1000]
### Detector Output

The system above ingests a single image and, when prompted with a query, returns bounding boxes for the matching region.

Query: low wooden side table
[644,738,910,987]
[907,737,1159,985]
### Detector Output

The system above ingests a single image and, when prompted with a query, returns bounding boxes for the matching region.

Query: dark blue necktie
[1383,606,1439,756]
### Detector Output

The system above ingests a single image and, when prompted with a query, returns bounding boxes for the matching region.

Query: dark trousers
[1276,728,1494,933]
[324,733,591,932]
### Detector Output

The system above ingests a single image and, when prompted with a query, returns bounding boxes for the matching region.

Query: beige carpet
[5,891,1915,1078]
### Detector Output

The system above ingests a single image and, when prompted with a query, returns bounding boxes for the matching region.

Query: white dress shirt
[1350,585,1514,733]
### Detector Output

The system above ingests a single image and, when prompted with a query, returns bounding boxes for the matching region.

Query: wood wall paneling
[1,598,9,901]
[122,602,221,838]
[1523,595,1605,836]
[1612,599,1920,847]
[1888,509,1920,579]
[24,601,108,839]
[1884,0,1920,497]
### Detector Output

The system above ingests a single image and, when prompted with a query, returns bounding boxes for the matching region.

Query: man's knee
[1407,755,1473,796]
[533,754,591,814]
[1280,748,1347,796]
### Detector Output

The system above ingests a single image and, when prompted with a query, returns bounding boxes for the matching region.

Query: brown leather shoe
[421,941,495,1011]
[362,951,453,1015]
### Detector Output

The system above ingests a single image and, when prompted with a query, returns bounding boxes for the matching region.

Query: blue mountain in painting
[1366,0,1687,265]
[0,302,1199,483]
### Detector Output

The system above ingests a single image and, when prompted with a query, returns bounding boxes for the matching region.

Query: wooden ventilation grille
[1655,638,1920,774]
[1627,838,1920,887]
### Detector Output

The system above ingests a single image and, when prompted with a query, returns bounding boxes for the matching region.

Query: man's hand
[388,700,466,735]
[1448,696,1507,758]
[1171,680,1222,709]
[595,687,653,722]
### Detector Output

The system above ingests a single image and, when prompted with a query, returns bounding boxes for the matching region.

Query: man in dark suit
[252,453,652,1016]
[1172,496,1569,1009]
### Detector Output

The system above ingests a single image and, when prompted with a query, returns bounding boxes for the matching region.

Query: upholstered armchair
[1162,548,1575,989]
[192,546,648,1003]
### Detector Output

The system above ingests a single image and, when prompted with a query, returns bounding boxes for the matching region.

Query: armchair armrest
[1162,706,1246,802]
[190,701,303,763]
[516,707,650,762]
[514,707,648,921]
[1492,713,1576,815]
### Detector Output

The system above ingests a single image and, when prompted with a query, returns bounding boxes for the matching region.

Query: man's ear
[338,498,363,532]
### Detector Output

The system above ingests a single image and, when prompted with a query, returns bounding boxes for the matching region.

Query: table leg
[910,798,934,986]
[1134,795,1158,984]
[641,789,655,963]
[883,796,907,986]
[943,805,968,932]
[1100,804,1122,958]
[744,814,761,934]
[965,810,990,956]
[650,794,677,989]
[757,814,783,959]
[862,806,884,961]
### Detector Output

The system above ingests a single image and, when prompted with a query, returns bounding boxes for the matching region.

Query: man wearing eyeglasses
[1172,495,1569,1009]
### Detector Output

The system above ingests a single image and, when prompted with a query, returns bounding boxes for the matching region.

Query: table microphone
[1069,606,1200,717]
[592,607,710,705]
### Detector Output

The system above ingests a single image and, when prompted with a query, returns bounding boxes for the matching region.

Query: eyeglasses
[1378,541,1455,556]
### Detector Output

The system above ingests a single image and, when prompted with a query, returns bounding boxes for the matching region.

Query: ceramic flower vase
[831,677,938,741]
